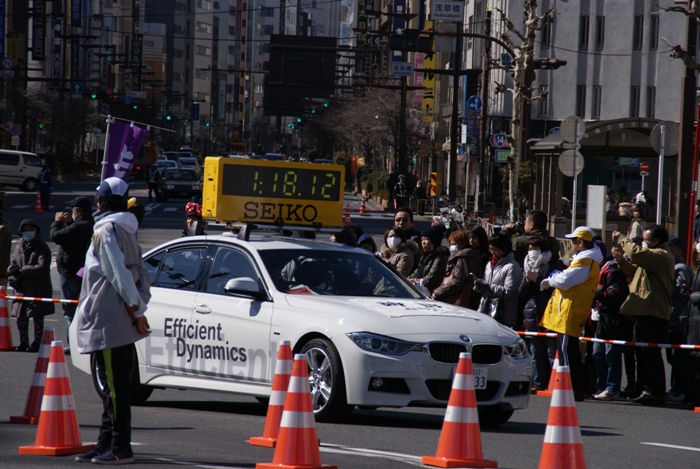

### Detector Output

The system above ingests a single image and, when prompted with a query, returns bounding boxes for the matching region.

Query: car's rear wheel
[90,348,154,405]
[301,338,353,422]
[477,405,514,427]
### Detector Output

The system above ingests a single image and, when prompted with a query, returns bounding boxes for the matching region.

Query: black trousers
[93,343,135,451]
[557,333,583,395]
[633,316,668,398]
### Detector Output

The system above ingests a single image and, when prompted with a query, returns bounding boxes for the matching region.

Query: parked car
[156,168,202,201]
[70,232,532,425]
[0,150,43,191]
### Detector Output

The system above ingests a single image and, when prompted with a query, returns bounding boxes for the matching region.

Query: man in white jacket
[73,177,151,465]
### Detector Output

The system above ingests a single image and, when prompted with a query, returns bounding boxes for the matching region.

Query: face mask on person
[449,244,458,254]
[22,231,36,241]
[387,237,401,249]
[642,242,648,249]
[527,249,542,261]
[695,242,700,254]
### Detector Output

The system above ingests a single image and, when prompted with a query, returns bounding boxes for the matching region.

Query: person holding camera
[7,219,53,352]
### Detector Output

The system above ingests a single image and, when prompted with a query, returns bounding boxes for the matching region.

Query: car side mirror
[224,277,267,301]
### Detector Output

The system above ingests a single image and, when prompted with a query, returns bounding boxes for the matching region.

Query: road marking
[641,442,700,452]
[320,442,424,466]
[152,458,236,468]
[165,207,178,212]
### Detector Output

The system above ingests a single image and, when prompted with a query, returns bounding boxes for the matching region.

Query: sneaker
[14,343,29,352]
[593,390,619,401]
[75,445,108,463]
[91,448,134,465]
[631,391,666,406]
[27,342,40,353]
[666,391,686,403]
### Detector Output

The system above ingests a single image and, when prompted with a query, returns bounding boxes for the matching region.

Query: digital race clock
[202,157,345,227]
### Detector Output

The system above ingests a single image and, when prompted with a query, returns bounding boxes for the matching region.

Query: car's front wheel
[21,177,38,192]
[301,338,353,422]
[90,348,154,405]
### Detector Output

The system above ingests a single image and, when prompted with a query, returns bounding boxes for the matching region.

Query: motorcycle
[431,203,465,233]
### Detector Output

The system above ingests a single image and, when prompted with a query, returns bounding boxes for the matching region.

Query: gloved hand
[473,278,491,293]
[540,278,551,291]
[7,265,20,277]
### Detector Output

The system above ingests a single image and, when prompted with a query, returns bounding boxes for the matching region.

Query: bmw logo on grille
[459,335,471,343]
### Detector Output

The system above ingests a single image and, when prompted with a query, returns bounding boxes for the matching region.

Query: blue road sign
[548,126,560,135]
[489,133,508,148]
[70,82,83,95]
[467,95,482,112]
[123,94,133,105]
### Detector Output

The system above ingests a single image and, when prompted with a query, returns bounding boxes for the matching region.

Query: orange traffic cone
[0,286,13,351]
[695,407,700,413]
[359,197,367,214]
[256,354,337,469]
[343,205,351,225]
[538,365,586,469]
[422,352,498,468]
[11,326,55,424]
[34,192,43,213]
[250,340,294,447]
[18,340,92,456]
[537,351,561,397]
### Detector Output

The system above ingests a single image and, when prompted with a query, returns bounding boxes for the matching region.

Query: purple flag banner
[101,121,148,181]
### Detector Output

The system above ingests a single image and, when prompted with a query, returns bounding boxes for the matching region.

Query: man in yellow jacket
[541,226,603,401]
[611,224,674,406]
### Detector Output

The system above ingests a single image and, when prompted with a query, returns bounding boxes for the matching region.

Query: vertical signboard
[32,0,46,60]
[0,0,5,57]
[71,0,81,27]
[131,35,143,91]
[218,79,225,119]
[52,18,63,83]
[421,21,435,123]
[279,0,285,33]
[392,0,406,64]
[356,0,367,47]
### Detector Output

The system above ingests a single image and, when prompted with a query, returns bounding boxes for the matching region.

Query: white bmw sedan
[70,233,531,426]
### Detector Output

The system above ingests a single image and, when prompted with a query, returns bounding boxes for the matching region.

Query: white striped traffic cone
[538,365,586,469]
[18,341,91,456]
[537,350,561,397]
[11,326,55,424]
[422,352,498,468]
[256,354,336,469]
[250,340,293,447]
[0,286,13,351]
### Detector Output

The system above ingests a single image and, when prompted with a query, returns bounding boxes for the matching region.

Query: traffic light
[166,114,172,121]
[90,92,98,99]
[296,117,302,123]
[38,122,45,130]
[205,122,210,127]
[532,58,567,70]
[132,104,138,110]
[323,101,329,108]
[311,108,317,114]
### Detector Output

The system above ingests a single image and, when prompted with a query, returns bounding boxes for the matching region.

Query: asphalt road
[0,177,699,468]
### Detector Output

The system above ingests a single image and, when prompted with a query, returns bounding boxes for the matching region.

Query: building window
[576,85,586,117]
[633,16,644,49]
[630,86,641,117]
[538,85,549,117]
[595,16,605,50]
[541,19,552,49]
[592,86,602,119]
[262,25,274,35]
[646,86,656,118]
[195,45,211,57]
[650,15,659,49]
[579,16,589,50]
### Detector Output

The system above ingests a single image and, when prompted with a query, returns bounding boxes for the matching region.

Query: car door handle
[194,305,212,314]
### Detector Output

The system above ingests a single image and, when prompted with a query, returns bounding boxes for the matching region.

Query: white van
[0,150,43,191]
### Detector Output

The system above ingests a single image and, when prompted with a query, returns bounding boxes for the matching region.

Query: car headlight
[504,338,529,359]
[347,332,421,355]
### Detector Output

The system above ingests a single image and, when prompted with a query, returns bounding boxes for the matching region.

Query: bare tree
[664,1,700,70]
[492,0,553,221]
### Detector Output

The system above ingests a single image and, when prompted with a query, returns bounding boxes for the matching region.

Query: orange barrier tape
[515,330,700,350]
[6,295,79,305]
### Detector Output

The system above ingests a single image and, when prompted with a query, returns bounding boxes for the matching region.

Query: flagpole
[100,115,114,182]
[99,114,175,133]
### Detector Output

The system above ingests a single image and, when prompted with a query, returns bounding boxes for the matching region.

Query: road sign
[562,142,578,149]
[548,126,560,135]
[70,82,83,95]
[640,171,649,176]
[650,121,679,156]
[1,56,14,69]
[126,91,147,99]
[391,62,413,76]
[123,94,133,105]
[467,95,482,112]
[558,150,584,177]
[560,115,586,143]
[489,133,508,148]
[9,123,21,136]
[11,135,19,146]
[640,161,649,172]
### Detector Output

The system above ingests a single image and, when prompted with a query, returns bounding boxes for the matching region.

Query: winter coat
[593,259,630,340]
[409,246,449,293]
[50,213,95,276]
[8,235,54,318]
[74,211,151,354]
[380,240,419,277]
[512,228,562,267]
[542,246,603,337]
[626,219,646,239]
[616,235,674,321]
[474,252,522,327]
[518,253,562,332]
[686,268,700,356]
[0,216,10,280]
[670,257,693,333]
[38,168,52,194]
[433,247,479,307]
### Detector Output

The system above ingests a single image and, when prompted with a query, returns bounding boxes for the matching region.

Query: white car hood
[284,295,519,344]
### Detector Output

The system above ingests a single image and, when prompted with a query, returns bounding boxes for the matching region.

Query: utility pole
[478,5,492,215]
[447,17,463,201]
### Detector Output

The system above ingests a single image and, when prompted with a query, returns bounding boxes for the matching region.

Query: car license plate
[451,365,488,389]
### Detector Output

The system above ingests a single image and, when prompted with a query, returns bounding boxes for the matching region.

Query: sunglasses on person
[395,217,410,223]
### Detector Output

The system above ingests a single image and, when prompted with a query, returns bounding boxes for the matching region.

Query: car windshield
[163,169,197,181]
[258,249,423,298]
[179,158,196,165]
